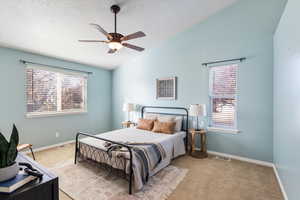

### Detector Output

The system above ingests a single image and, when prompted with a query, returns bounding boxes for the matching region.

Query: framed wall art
[156,77,177,100]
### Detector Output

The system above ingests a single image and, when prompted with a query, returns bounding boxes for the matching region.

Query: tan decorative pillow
[152,121,176,134]
[136,118,155,131]
[157,115,183,132]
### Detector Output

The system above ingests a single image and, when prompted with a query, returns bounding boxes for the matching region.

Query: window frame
[25,64,88,118]
[208,64,239,132]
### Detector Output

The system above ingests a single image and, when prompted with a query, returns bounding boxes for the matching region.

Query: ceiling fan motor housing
[108,33,124,42]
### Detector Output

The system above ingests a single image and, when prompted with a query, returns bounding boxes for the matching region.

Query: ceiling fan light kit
[108,41,123,50]
[79,5,146,54]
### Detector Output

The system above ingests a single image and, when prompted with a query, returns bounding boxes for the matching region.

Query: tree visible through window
[209,64,237,129]
[26,66,87,116]
[61,75,85,110]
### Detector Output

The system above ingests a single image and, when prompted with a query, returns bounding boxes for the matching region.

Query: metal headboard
[141,106,189,151]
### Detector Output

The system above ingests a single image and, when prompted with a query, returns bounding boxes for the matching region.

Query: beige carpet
[51,159,188,200]
[30,143,284,200]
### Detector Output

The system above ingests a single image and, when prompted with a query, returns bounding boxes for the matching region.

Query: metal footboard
[74,132,134,195]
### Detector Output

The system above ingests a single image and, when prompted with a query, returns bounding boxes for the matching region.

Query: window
[209,64,237,129]
[26,65,87,117]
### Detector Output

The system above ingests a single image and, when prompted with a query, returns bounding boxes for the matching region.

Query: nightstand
[0,153,59,200]
[122,121,136,128]
[189,129,208,158]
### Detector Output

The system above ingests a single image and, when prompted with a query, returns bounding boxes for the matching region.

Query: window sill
[207,127,240,134]
[26,110,87,118]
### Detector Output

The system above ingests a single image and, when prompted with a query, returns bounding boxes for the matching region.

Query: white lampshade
[123,103,134,112]
[189,104,207,117]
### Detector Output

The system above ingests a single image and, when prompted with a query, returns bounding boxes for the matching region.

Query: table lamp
[189,104,207,130]
[123,103,134,122]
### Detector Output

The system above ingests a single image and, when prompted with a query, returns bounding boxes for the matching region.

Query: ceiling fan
[79,5,146,54]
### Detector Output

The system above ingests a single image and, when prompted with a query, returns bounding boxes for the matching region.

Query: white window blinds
[26,65,87,117]
[209,64,238,128]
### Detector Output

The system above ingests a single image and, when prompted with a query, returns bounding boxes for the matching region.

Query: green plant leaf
[0,133,9,150]
[6,143,17,166]
[10,124,19,147]
[0,133,9,168]
[6,124,19,166]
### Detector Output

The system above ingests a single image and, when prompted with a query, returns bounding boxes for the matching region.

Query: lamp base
[191,128,205,132]
[195,129,203,131]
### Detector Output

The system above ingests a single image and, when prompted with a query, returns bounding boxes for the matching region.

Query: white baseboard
[205,150,273,167]
[273,164,289,200]
[23,140,75,154]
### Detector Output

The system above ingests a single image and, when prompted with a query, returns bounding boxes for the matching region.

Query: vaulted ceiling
[0,0,237,69]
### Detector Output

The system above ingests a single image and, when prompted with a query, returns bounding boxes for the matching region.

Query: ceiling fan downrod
[111,5,120,34]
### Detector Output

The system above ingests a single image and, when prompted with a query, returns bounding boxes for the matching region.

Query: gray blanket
[106,142,166,189]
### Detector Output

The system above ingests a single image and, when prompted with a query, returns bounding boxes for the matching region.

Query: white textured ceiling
[0,0,237,69]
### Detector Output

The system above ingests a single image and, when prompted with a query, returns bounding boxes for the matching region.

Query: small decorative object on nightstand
[123,103,134,122]
[122,121,136,128]
[189,128,208,159]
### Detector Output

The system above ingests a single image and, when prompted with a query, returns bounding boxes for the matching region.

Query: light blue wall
[112,0,286,162]
[274,0,300,199]
[0,47,112,148]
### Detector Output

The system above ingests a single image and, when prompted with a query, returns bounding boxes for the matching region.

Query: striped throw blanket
[106,142,166,189]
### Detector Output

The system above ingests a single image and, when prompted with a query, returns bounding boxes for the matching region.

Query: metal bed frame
[74,106,189,194]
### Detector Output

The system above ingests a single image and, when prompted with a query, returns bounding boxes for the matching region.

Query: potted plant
[0,124,19,182]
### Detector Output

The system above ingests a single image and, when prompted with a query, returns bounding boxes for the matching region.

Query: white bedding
[79,128,186,188]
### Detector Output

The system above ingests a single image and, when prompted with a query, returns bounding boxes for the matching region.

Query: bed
[74,106,189,194]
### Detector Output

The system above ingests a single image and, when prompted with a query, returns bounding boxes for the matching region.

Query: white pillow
[157,115,175,122]
[157,115,183,132]
[144,113,158,120]
[174,116,183,132]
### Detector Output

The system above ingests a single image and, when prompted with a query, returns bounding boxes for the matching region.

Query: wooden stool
[189,129,208,159]
[17,144,36,160]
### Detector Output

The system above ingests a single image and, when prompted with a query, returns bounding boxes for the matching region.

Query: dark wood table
[0,153,59,200]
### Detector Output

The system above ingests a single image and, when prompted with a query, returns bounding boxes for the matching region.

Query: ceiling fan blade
[90,23,113,40]
[78,40,107,43]
[108,49,117,54]
[122,43,145,52]
[121,31,146,41]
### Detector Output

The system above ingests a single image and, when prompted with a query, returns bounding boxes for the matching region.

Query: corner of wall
[111,65,121,130]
